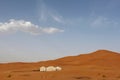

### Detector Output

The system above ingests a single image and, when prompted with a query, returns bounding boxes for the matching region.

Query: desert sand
[0,50,120,80]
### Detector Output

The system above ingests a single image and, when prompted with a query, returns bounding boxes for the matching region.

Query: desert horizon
[0,49,119,64]
[1,49,120,80]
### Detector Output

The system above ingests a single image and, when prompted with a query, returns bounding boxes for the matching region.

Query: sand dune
[0,50,120,80]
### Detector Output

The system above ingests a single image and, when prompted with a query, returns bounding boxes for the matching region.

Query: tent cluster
[40,66,62,72]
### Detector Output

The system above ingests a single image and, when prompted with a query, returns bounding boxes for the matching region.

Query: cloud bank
[0,19,64,35]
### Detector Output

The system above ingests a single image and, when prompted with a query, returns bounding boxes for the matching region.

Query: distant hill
[0,50,120,71]
[51,50,120,67]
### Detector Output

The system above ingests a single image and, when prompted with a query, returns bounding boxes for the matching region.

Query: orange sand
[0,50,120,80]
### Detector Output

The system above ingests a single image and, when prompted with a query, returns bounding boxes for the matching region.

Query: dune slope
[0,50,120,80]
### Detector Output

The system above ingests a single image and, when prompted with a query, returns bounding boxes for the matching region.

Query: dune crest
[0,50,120,80]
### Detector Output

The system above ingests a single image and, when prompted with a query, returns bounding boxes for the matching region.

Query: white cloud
[0,19,64,35]
[42,27,64,34]
[39,3,48,22]
[50,14,64,23]
[90,16,118,28]
[38,2,64,24]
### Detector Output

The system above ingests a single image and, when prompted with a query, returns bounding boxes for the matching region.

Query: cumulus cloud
[0,19,64,35]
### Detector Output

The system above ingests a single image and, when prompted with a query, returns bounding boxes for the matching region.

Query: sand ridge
[0,50,120,80]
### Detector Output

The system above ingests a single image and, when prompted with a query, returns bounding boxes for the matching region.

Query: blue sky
[0,0,120,63]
